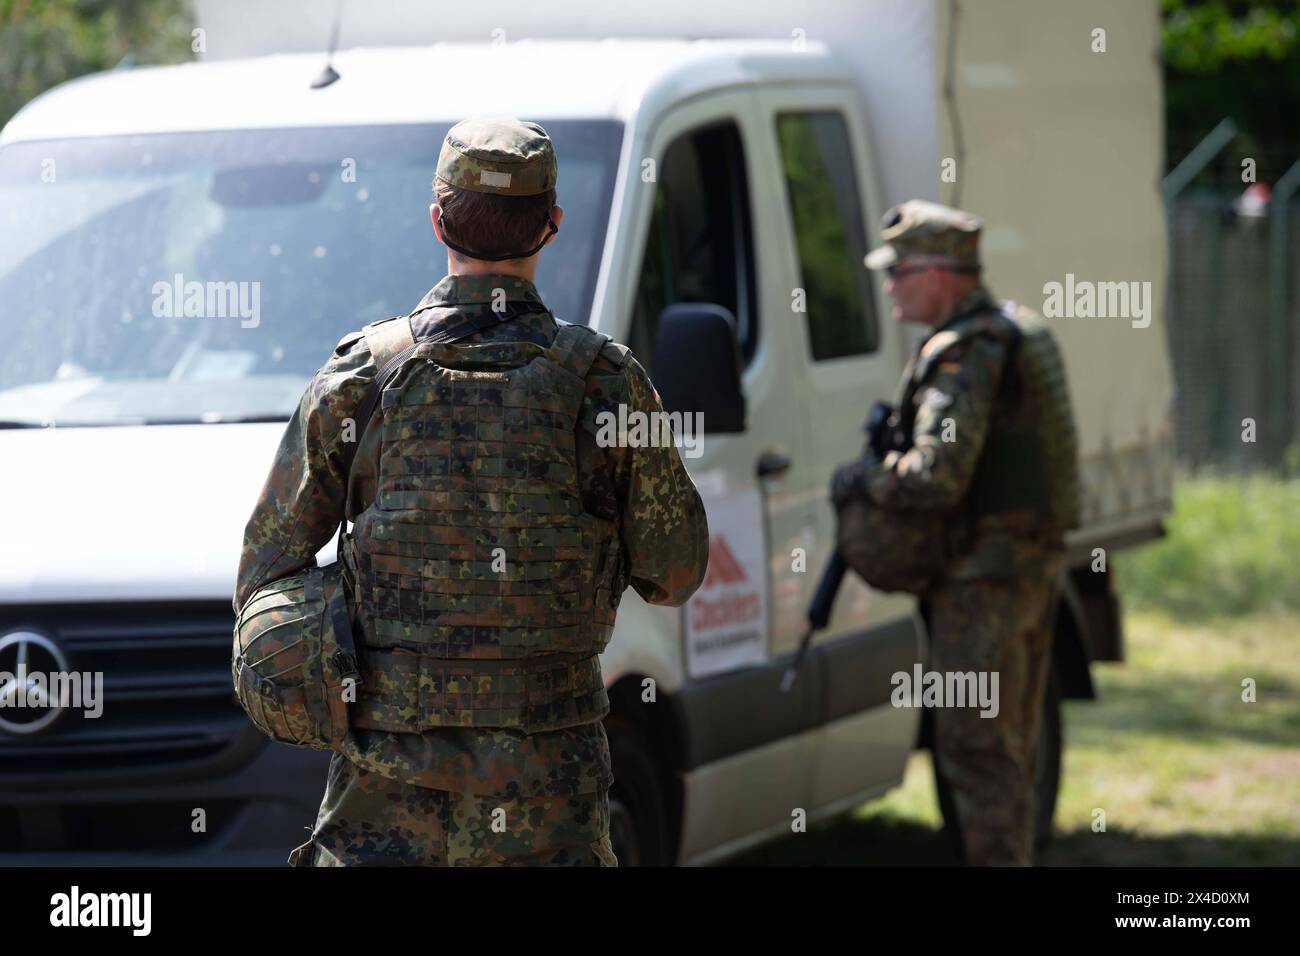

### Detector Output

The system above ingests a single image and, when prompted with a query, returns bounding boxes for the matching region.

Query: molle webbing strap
[350,649,610,733]
[347,318,618,732]
[336,304,552,551]
[364,348,588,633]
[346,301,554,480]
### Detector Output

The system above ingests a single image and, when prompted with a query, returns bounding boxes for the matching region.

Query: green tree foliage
[1164,0,1299,70]
[1163,0,1300,180]
[0,0,194,130]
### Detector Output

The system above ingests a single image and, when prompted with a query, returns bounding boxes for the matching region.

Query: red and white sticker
[684,489,769,679]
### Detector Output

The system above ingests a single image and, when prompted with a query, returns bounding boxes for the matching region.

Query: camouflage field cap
[435,116,557,197]
[864,199,982,271]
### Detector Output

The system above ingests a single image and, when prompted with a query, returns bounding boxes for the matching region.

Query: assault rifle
[780,400,896,693]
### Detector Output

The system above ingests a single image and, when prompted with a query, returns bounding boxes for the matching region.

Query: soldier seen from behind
[233,117,709,866]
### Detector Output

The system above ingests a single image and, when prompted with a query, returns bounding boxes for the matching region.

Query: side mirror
[651,303,746,433]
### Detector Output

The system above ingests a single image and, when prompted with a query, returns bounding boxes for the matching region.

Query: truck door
[755,84,922,807]
[611,88,820,857]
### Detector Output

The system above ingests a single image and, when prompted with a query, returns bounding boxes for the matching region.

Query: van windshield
[0,121,620,426]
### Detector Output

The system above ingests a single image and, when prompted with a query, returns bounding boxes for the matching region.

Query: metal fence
[1164,121,1300,472]
[1166,193,1300,470]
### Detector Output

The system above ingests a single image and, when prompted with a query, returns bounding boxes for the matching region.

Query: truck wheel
[605,717,671,867]
[933,668,1063,862]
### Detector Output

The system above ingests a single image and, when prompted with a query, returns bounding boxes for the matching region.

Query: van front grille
[0,602,248,777]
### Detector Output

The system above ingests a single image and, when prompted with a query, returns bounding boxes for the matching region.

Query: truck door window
[631,121,757,376]
[775,111,878,360]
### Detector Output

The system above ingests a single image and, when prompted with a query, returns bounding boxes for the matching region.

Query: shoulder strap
[342,316,415,483]
[599,339,630,368]
[995,301,1025,401]
[914,329,964,381]
[361,315,415,368]
[914,307,1017,384]
[549,321,611,383]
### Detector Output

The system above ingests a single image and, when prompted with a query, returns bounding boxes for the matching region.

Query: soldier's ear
[545,205,564,246]
[430,203,443,241]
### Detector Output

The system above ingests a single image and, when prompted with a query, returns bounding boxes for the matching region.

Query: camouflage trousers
[926,557,1064,866]
[289,751,618,866]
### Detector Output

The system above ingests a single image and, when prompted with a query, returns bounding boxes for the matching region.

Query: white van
[0,0,1173,865]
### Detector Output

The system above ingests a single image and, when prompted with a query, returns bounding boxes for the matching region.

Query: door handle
[756,449,792,478]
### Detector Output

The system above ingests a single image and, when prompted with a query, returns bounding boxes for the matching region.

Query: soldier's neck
[446,253,539,283]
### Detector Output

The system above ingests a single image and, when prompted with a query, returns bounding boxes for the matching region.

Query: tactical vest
[345,316,622,735]
[899,301,1081,537]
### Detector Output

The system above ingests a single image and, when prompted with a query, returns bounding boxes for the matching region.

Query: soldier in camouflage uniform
[831,200,1079,866]
[233,117,709,866]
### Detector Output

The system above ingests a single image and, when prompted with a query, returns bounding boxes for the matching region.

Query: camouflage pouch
[230,313,427,750]
[232,565,361,750]
[835,494,949,595]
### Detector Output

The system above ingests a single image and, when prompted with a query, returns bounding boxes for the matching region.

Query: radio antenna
[311,0,345,89]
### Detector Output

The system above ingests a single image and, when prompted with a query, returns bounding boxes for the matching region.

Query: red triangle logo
[701,535,747,590]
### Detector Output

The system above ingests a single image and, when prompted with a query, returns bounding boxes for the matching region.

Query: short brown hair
[434,181,557,261]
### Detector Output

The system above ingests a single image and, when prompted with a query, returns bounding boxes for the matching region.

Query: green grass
[733,609,1300,866]
[1117,475,1300,618]
[731,476,1300,865]
[1046,609,1300,865]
